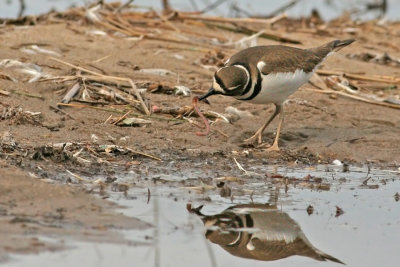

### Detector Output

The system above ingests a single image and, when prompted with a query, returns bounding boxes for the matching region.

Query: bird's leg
[266,108,284,151]
[244,104,281,144]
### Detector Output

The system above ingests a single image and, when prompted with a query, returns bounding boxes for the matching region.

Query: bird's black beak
[198,88,217,104]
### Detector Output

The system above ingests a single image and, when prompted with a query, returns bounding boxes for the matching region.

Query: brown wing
[227,40,355,75]
[258,46,322,74]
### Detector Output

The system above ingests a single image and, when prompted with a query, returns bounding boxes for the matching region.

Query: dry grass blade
[112,110,132,125]
[125,147,162,161]
[56,102,126,114]
[61,81,81,104]
[177,12,286,25]
[215,128,229,138]
[66,169,91,183]
[101,16,147,36]
[317,70,400,84]
[49,105,76,120]
[9,90,44,99]
[152,8,180,32]
[205,22,301,44]
[92,54,112,63]
[0,89,11,96]
[305,88,400,109]
[49,57,150,115]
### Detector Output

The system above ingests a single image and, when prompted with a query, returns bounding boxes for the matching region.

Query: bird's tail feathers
[314,248,345,265]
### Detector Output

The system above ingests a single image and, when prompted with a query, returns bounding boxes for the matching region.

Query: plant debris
[307,205,314,215]
[335,206,344,217]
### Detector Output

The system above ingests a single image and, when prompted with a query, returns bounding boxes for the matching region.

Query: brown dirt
[0,160,149,262]
[1,5,400,260]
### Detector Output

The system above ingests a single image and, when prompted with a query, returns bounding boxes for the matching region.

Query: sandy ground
[0,160,150,262]
[0,4,400,260]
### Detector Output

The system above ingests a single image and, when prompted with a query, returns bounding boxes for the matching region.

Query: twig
[304,88,400,109]
[147,188,151,204]
[125,147,162,161]
[56,102,126,113]
[66,169,91,183]
[18,0,26,18]
[233,157,263,177]
[215,129,229,138]
[0,89,10,96]
[92,54,112,63]
[101,15,148,36]
[189,0,198,11]
[162,0,171,12]
[362,165,371,185]
[61,81,81,104]
[205,22,301,44]
[10,90,44,99]
[145,35,220,49]
[233,157,248,174]
[49,105,76,120]
[262,0,298,18]
[152,8,180,32]
[104,114,113,124]
[114,0,134,13]
[112,110,132,125]
[316,69,400,84]
[177,12,286,25]
[201,0,228,14]
[49,57,150,115]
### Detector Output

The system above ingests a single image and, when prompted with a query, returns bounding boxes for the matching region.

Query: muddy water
[6,165,400,267]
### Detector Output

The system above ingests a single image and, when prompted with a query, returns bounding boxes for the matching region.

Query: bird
[198,39,355,151]
[190,203,344,264]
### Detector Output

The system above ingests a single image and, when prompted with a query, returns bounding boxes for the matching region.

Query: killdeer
[190,203,343,264]
[199,39,355,151]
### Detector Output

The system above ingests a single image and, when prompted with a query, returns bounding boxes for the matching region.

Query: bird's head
[199,65,249,102]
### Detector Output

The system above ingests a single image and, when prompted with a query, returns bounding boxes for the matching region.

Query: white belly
[248,69,312,104]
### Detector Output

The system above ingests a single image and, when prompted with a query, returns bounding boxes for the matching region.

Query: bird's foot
[266,143,280,152]
[256,142,280,151]
[243,131,263,145]
[242,132,280,151]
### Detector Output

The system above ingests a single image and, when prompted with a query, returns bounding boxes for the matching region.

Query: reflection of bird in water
[189,203,343,264]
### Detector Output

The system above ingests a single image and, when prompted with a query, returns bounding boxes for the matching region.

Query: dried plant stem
[305,88,400,109]
[177,12,286,25]
[317,70,400,84]
[152,8,180,32]
[125,147,162,161]
[92,54,112,63]
[205,22,301,44]
[112,110,132,125]
[10,90,44,99]
[66,170,91,183]
[56,102,126,113]
[0,89,10,96]
[61,82,81,104]
[49,57,150,115]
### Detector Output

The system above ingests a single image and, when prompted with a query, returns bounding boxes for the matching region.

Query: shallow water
[6,164,400,267]
[1,0,400,20]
